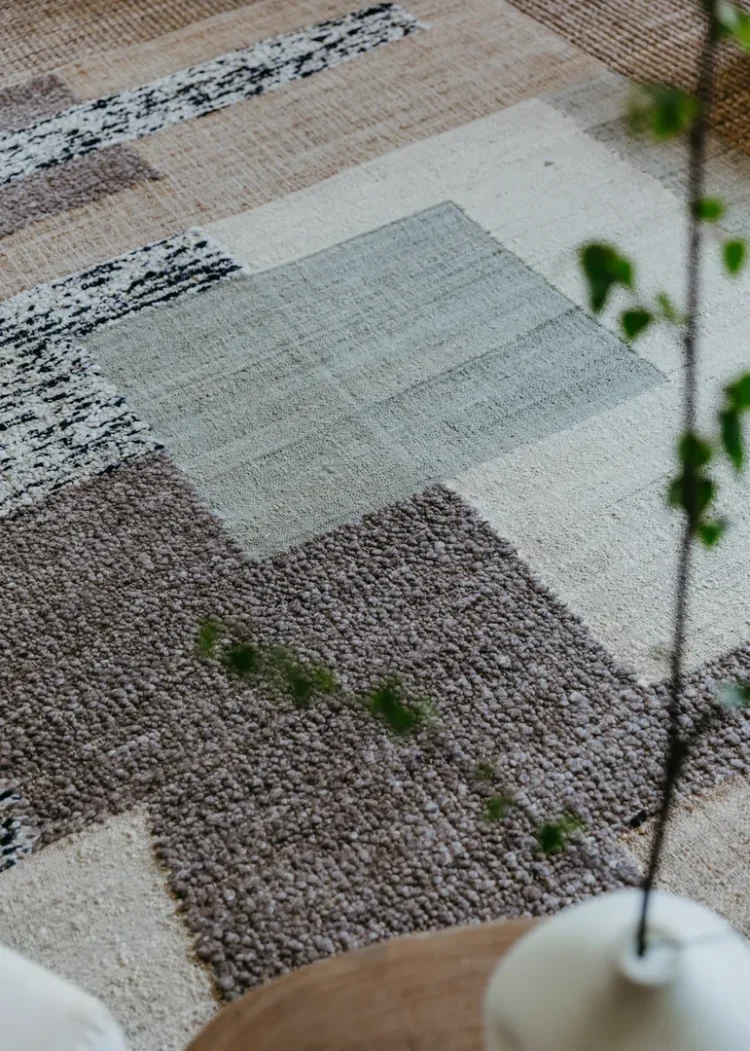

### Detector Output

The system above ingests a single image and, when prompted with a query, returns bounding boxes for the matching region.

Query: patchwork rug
[3,1,750,1048]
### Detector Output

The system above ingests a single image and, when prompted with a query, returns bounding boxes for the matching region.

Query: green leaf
[484,794,515,822]
[716,1,750,49]
[579,243,633,313]
[366,678,431,736]
[720,375,750,473]
[283,667,317,706]
[678,431,713,470]
[655,292,683,323]
[310,665,337,694]
[620,307,652,341]
[698,518,727,547]
[222,641,262,678]
[267,646,337,707]
[723,238,746,275]
[537,822,565,855]
[196,619,222,658]
[536,813,585,856]
[670,471,715,521]
[720,408,743,470]
[718,680,750,708]
[475,761,496,782]
[692,197,725,222]
[628,85,699,141]
[694,475,716,519]
[726,373,750,410]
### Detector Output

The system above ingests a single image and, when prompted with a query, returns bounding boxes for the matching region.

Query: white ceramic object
[0,943,127,1050]
[484,889,750,1051]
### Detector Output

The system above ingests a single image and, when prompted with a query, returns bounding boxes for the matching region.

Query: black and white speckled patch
[0,229,242,515]
[0,784,37,872]
[0,337,158,515]
[0,228,242,358]
[0,4,422,187]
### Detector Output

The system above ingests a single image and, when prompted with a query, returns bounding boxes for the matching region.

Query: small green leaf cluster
[691,196,724,222]
[579,230,744,349]
[196,618,222,658]
[484,793,516,822]
[628,85,699,141]
[536,813,585,855]
[197,619,433,730]
[579,242,663,344]
[667,431,726,548]
[201,622,338,708]
[720,374,750,471]
[474,760,497,782]
[365,677,433,736]
[223,640,262,677]
[205,622,592,862]
[724,239,746,275]
[266,645,337,707]
[198,617,338,707]
[580,243,633,315]
[471,763,517,823]
[665,373,750,548]
[471,762,585,855]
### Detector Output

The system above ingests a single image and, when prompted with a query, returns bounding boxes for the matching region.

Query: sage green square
[86,203,662,557]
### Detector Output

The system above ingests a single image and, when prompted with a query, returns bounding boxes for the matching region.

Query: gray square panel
[85,203,662,557]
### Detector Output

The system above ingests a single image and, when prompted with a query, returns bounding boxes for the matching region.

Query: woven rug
[2,2,750,1048]
[505,0,750,151]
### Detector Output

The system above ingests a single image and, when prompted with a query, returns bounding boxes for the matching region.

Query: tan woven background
[0,0,257,85]
[0,0,601,299]
[506,0,750,151]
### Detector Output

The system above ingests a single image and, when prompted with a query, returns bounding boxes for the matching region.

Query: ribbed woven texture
[0,0,600,299]
[0,0,259,83]
[85,202,660,557]
[507,0,750,151]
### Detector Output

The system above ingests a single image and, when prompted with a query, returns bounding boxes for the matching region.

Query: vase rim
[617,927,681,987]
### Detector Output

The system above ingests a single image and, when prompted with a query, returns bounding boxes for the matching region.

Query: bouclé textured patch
[2,457,749,997]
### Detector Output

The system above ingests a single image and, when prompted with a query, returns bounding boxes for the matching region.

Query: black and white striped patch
[0,4,422,187]
[0,785,37,872]
[0,228,243,357]
[0,336,158,516]
[0,229,243,515]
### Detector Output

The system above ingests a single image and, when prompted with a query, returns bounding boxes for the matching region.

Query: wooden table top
[188,918,535,1051]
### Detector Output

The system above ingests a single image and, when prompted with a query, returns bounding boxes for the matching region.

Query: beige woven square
[0,0,261,85]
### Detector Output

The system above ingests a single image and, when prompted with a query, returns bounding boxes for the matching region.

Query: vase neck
[618,929,680,987]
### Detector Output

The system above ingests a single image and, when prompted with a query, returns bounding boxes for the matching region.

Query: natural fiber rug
[2,2,750,1049]
[504,0,750,152]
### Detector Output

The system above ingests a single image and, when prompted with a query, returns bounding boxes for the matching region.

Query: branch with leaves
[580,0,750,956]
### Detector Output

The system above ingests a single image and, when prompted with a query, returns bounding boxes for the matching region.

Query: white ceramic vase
[0,943,126,1051]
[484,888,750,1051]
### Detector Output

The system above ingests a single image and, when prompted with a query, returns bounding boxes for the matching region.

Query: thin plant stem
[636,0,719,957]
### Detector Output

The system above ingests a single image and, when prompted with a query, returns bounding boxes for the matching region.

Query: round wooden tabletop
[188,918,535,1051]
